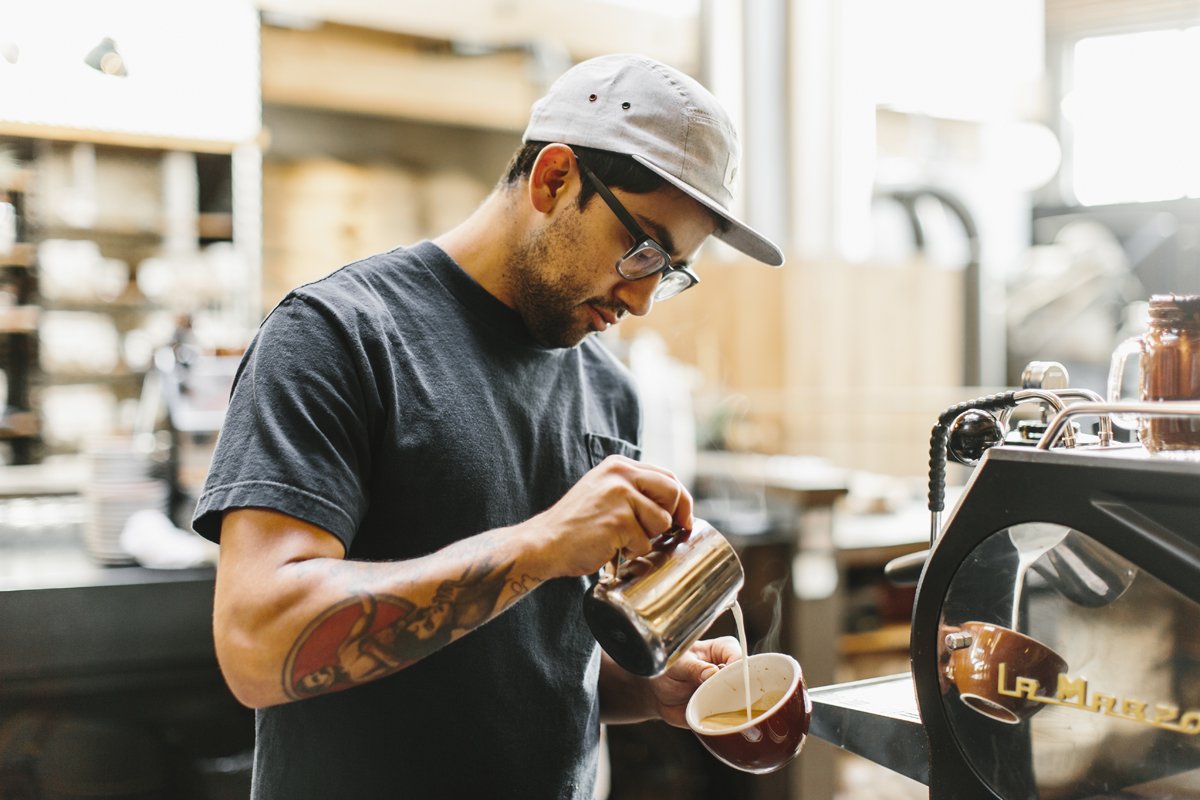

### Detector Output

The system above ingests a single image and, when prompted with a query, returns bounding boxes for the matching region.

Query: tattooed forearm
[282,558,517,700]
[508,573,542,596]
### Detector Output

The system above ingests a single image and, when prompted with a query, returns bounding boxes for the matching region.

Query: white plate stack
[82,436,170,566]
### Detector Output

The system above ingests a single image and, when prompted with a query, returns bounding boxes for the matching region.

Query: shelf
[261,24,538,130]
[0,168,34,195]
[37,223,165,243]
[41,298,160,314]
[0,305,39,333]
[2,125,250,471]
[256,2,698,73]
[838,623,911,657]
[0,457,86,497]
[0,410,38,439]
[0,121,246,156]
[198,212,233,240]
[0,243,35,268]
[38,370,145,386]
[36,220,230,248]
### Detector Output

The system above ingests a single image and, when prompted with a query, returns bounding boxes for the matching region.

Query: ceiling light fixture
[84,37,127,77]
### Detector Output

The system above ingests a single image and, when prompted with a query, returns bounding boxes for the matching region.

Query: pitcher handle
[1107,335,1143,430]
[598,525,689,584]
[599,552,622,584]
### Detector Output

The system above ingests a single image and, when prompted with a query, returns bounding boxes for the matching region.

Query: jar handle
[1107,335,1144,430]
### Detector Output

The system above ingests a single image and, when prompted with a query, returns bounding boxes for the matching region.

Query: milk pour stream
[732,601,752,721]
[1009,525,1069,630]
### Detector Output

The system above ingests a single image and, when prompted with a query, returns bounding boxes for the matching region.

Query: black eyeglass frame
[574,155,700,301]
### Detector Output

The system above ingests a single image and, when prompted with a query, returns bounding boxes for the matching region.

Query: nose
[613,273,659,318]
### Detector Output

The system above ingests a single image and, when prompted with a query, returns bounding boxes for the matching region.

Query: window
[1063,27,1200,205]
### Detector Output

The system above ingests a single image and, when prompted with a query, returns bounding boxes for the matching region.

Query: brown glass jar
[1109,294,1200,453]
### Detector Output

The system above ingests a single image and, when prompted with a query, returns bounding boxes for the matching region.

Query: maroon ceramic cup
[685,653,810,774]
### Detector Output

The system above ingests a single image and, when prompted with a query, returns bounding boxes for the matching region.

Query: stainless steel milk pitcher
[583,518,744,677]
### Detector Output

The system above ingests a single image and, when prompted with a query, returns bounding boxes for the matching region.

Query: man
[194,53,784,798]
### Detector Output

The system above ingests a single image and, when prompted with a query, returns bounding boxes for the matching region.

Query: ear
[528,143,578,214]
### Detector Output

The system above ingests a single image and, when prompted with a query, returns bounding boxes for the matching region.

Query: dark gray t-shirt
[193,241,642,799]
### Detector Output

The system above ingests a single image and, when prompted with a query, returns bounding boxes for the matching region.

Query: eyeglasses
[575,156,699,301]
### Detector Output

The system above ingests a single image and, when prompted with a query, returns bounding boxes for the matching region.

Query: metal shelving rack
[1,165,41,464]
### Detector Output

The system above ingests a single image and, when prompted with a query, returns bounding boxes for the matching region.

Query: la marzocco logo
[997,662,1200,735]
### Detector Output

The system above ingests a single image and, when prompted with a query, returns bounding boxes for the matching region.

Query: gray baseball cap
[523,53,784,267]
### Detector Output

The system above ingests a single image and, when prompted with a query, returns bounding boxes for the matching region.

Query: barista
[193,54,784,798]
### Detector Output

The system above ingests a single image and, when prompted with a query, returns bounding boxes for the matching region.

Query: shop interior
[2,1,1199,798]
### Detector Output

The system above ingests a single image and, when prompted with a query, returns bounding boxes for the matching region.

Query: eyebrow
[634,214,681,264]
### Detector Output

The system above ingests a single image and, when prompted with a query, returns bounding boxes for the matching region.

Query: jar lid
[1149,294,1200,325]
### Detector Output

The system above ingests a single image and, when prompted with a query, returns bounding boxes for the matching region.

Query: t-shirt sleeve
[191,293,376,549]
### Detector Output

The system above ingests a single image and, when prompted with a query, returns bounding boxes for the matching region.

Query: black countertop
[0,543,218,697]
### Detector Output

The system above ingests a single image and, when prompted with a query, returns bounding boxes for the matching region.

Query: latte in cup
[697,690,786,731]
[686,652,810,774]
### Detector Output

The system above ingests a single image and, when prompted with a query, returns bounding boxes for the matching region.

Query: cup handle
[1107,335,1143,431]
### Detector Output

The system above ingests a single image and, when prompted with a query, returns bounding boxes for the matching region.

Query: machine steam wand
[926,389,1068,544]
[885,362,1112,587]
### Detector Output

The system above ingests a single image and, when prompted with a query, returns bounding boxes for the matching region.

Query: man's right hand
[522,455,694,579]
[212,455,691,708]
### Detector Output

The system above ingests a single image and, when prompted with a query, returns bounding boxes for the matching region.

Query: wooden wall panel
[261,25,537,130]
[623,255,970,477]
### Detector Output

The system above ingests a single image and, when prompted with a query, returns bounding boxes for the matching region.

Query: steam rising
[754,578,787,654]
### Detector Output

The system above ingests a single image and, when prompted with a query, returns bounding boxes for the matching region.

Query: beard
[506,206,620,348]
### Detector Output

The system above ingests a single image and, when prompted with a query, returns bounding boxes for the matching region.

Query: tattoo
[282,559,513,700]
[508,573,541,596]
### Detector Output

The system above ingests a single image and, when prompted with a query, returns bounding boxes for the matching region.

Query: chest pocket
[584,432,642,468]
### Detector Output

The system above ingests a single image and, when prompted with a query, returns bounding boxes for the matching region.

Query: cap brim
[631,155,784,267]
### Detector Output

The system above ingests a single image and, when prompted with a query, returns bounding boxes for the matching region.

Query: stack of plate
[82,437,170,566]
[86,435,162,482]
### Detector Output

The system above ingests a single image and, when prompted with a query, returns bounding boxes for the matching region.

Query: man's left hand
[647,636,742,728]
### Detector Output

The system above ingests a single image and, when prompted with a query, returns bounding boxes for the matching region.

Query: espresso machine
[807,362,1200,799]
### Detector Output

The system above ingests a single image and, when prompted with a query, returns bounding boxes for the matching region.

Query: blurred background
[1,1,1198,798]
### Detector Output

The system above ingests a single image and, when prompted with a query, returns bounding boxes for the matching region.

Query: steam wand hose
[891,390,1105,585]
[926,389,1073,544]
[927,392,1016,544]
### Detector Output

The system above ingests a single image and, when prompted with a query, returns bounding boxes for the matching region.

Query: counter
[0,544,218,697]
[0,538,251,798]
